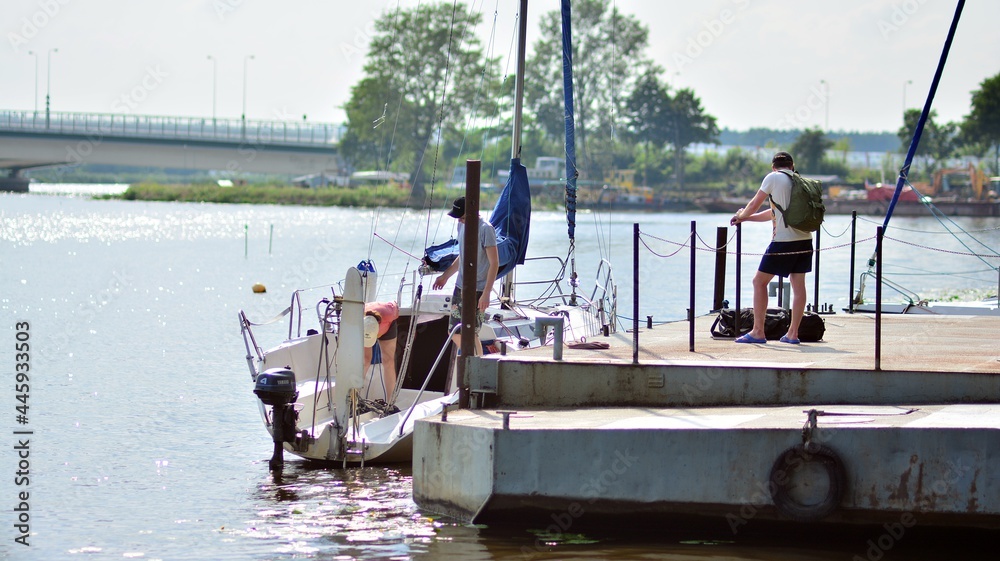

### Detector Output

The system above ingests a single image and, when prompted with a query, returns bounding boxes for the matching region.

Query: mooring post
[875,226,883,371]
[849,211,857,313]
[813,225,821,312]
[713,226,727,311]
[689,220,696,352]
[459,159,481,408]
[734,224,742,336]
[633,222,639,365]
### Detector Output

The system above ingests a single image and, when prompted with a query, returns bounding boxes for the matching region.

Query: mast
[881,0,965,231]
[511,0,528,161]
[561,0,579,305]
[501,0,528,305]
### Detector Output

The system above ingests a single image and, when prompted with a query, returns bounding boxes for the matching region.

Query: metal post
[207,55,217,126]
[689,220,696,352]
[45,48,58,129]
[28,51,39,114]
[242,54,254,140]
[459,160,481,408]
[813,225,821,311]
[734,224,742,336]
[849,211,857,313]
[712,227,727,311]
[875,226,883,371]
[632,223,639,365]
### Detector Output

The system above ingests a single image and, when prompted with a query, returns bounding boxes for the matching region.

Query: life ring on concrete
[769,443,846,522]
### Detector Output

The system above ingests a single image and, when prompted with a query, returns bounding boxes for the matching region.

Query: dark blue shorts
[759,240,813,276]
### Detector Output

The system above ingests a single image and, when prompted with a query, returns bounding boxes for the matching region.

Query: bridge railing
[0,110,341,148]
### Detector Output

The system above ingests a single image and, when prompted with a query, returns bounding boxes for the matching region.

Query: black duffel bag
[710,308,825,342]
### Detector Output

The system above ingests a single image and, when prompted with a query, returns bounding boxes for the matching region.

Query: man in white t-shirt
[729,151,813,344]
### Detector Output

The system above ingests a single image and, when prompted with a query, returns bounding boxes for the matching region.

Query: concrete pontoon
[413,313,1000,532]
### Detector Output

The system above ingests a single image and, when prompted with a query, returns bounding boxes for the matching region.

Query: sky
[3,0,999,134]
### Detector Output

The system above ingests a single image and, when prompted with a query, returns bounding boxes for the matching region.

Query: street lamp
[46,47,58,128]
[207,55,217,123]
[242,55,255,121]
[820,79,829,131]
[902,79,913,116]
[27,51,39,114]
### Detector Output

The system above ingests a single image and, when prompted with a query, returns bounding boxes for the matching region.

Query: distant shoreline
[98,182,463,209]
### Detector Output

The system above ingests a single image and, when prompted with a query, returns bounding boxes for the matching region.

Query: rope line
[855,215,1000,234]
[819,221,853,238]
[638,233,692,258]
[637,230,876,257]
[884,234,1000,260]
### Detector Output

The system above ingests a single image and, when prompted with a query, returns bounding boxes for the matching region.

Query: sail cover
[422,158,531,279]
[490,157,532,279]
[561,0,577,242]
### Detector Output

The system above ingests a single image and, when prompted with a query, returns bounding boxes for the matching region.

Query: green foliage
[670,88,720,189]
[790,128,833,173]
[341,2,501,204]
[897,109,958,173]
[961,72,1000,174]
[525,0,651,179]
[116,183,416,207]
[624,67,673,148]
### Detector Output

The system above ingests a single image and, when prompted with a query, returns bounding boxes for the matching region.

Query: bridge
[0,109,344,191]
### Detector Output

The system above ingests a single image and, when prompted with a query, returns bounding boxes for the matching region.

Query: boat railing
[590,258,618,333]
[238,310,263,379]
[505,255,570,305]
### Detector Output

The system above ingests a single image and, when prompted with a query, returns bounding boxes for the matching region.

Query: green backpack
[770,169,825,232]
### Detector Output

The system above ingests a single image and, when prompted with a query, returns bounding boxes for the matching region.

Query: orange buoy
[252,283,266,293]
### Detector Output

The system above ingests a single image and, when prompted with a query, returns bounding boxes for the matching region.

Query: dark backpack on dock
[772,170,825,232]
[710,307,825,342]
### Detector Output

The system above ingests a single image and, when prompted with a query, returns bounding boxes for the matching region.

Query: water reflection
[239,460,995,561]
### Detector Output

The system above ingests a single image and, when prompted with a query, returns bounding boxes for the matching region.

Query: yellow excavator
[910,163,999,201]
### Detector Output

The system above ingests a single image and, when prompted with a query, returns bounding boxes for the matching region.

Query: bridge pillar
[1,169,30,193]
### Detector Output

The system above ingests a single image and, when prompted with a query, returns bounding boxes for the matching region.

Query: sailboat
[239,0,617,470]
[423,0,617,354]
[848,1,999,317]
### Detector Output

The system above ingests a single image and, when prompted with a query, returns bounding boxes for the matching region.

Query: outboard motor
[254,367,298,472]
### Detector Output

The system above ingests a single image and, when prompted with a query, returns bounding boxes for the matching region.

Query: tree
[670,88,719,189]
[790,128,833,173]
[525,0,651,179]
[624,67,672,186]
[962,72,1000,175]
[897,109,958,175]
[342,3,499,204]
